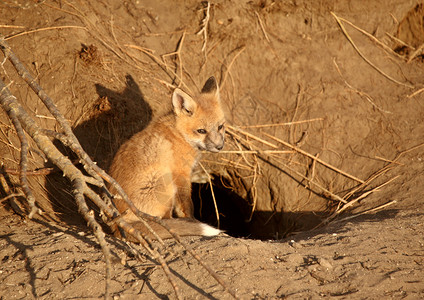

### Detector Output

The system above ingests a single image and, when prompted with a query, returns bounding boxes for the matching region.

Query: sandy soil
[1,0,424,299]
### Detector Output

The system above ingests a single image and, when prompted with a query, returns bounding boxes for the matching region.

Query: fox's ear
[201,76,219,95]
[172,88,196,116]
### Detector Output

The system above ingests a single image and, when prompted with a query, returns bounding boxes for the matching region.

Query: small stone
[318,257,333,270]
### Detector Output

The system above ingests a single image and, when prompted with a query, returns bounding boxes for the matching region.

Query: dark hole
[192,176,251,239]
[191,174,327,240]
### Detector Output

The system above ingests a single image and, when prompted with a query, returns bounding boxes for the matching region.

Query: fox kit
[108,77,225,240]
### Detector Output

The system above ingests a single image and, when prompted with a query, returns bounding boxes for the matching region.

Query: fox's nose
[216,144,224,151]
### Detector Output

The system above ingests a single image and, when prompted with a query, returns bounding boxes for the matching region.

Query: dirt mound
[1,0,424,298]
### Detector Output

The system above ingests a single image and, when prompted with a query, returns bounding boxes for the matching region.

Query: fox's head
[172,77,225,153]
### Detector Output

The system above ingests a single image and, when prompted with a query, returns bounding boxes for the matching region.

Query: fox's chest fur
[108,77,225,239]
[109,115,199,220]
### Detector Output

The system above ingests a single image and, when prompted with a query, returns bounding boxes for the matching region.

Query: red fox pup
[108,77,225,240]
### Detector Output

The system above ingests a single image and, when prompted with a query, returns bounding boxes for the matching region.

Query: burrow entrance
[192,175,327,240]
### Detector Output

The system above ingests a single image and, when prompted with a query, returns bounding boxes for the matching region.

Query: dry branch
[3,93,39,218]
[0,74,115,300]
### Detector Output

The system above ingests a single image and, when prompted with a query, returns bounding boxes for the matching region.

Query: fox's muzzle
[205,131,225,152]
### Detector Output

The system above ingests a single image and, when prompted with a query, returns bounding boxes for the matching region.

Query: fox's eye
[218,124,224,130]
[197,129,207,134]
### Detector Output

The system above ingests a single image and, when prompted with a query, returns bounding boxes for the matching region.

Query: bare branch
[2,92,39,217]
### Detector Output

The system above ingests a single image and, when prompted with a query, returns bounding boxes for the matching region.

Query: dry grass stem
[218,150,294,154]
[5,26,88,40]
[220,46,246,89]
[246,155,260,222]
[335,16,403,59]
[0,25,26,29]
[374,156,403,165]
[224,124,349,205]
[161,31,186,87]
[341,163,395,203]
[227,125,278,149]
[224,125,357,205]
[0,193,24,203]
[255,11,271,43]
[263,132,365,183]
[196,1,211,53]
[407,43,424,63]
[217,158,254,171]
[238,118,324,128]
[0,173,25,216]
[338,176,399,216]
[199,162,220,228]
[407,87,424,98]
[202,158,252,171]
[125,43,192,93]
[269,155,348,204]
[385,32,415,50]
[331,12,414,89]
[333,200,397,224]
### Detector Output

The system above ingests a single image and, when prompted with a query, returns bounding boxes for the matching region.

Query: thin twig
[225,129,347,204]
[335,16,403,59]
[199,162,220,228]
[220,46,246,89]
[407,87,424,98]
[5,25,88,40]
[227,125,278,149]
[337,176,399,215]
[237,118,324,128]
[267,154,348,204]
[0,173,25,217]
[161,31,186,87]
[218,150,294,154]
[125,43,192,94]
[0,38,103,185]
[407,43,424,63]
[254,11,271,43]
[0,172,25,215]
[332,200,397,224]
[0,193,24,203]
[0,25,25,29]
[289,85,302,144]
[196,1,211,53]
[385,32,415,50]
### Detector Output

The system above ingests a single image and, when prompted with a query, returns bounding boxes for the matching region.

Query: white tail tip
[200,223,222,236]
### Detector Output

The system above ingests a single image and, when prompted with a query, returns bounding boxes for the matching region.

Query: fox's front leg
[173,176,194,218]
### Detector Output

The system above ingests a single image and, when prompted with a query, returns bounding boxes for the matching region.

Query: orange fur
[108,77,225,240]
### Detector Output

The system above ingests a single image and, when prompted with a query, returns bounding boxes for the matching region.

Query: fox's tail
[113,218,222,241]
